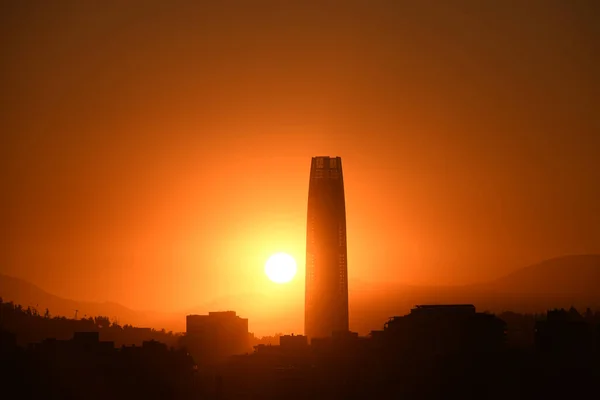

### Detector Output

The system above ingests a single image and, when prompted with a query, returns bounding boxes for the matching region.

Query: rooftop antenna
[74,309,78,320]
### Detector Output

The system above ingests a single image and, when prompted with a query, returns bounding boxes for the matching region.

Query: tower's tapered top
[310,156,343,174]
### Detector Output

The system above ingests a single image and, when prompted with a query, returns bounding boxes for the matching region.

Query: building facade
[305,156,349,339]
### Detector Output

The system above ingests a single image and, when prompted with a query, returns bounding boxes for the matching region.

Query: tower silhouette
[305,156,349,339]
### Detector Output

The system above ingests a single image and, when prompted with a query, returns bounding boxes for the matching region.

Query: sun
[265,252,297,284]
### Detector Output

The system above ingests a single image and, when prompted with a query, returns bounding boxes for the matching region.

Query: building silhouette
[535,308,594,356]
[16,332,198,399]
[279,334,309,354]
[305,156,349,339]
[371,304,506,356]
[184,311,250,362]
[31,331,115,357]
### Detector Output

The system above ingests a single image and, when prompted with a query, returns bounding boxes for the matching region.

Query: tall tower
[305,156,349,339]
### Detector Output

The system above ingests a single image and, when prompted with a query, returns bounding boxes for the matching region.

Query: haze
[1,1,599,335]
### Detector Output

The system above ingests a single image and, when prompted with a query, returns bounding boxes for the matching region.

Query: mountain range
[2,254,600,335]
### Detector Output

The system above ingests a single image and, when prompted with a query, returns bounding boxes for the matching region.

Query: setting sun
[265,252,297,284]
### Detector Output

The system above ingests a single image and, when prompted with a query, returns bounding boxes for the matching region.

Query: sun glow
[265,252,297,284]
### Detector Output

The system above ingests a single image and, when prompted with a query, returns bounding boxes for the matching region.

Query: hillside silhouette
[0,274,180,331]
[483,254,600,295]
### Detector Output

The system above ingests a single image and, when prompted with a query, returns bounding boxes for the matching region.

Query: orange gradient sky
[1,1,599,334]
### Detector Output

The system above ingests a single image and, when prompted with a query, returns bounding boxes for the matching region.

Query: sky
[1,1,599,333]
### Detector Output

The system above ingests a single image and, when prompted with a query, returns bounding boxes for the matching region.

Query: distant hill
[0,274,182,331]
[349,255,600,335]
[483,254,600,296]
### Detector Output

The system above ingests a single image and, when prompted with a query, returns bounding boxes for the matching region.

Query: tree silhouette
[94,316,110,329]
[568,306,583,320]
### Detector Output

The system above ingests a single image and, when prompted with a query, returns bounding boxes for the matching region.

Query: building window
[329,158,337,169]
[316,158,324,168]
[338,227,345,246]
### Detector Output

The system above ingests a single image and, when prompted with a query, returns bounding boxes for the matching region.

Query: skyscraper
[305,156,349,339]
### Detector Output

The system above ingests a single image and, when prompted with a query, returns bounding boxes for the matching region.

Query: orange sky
[1,1,599,335]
